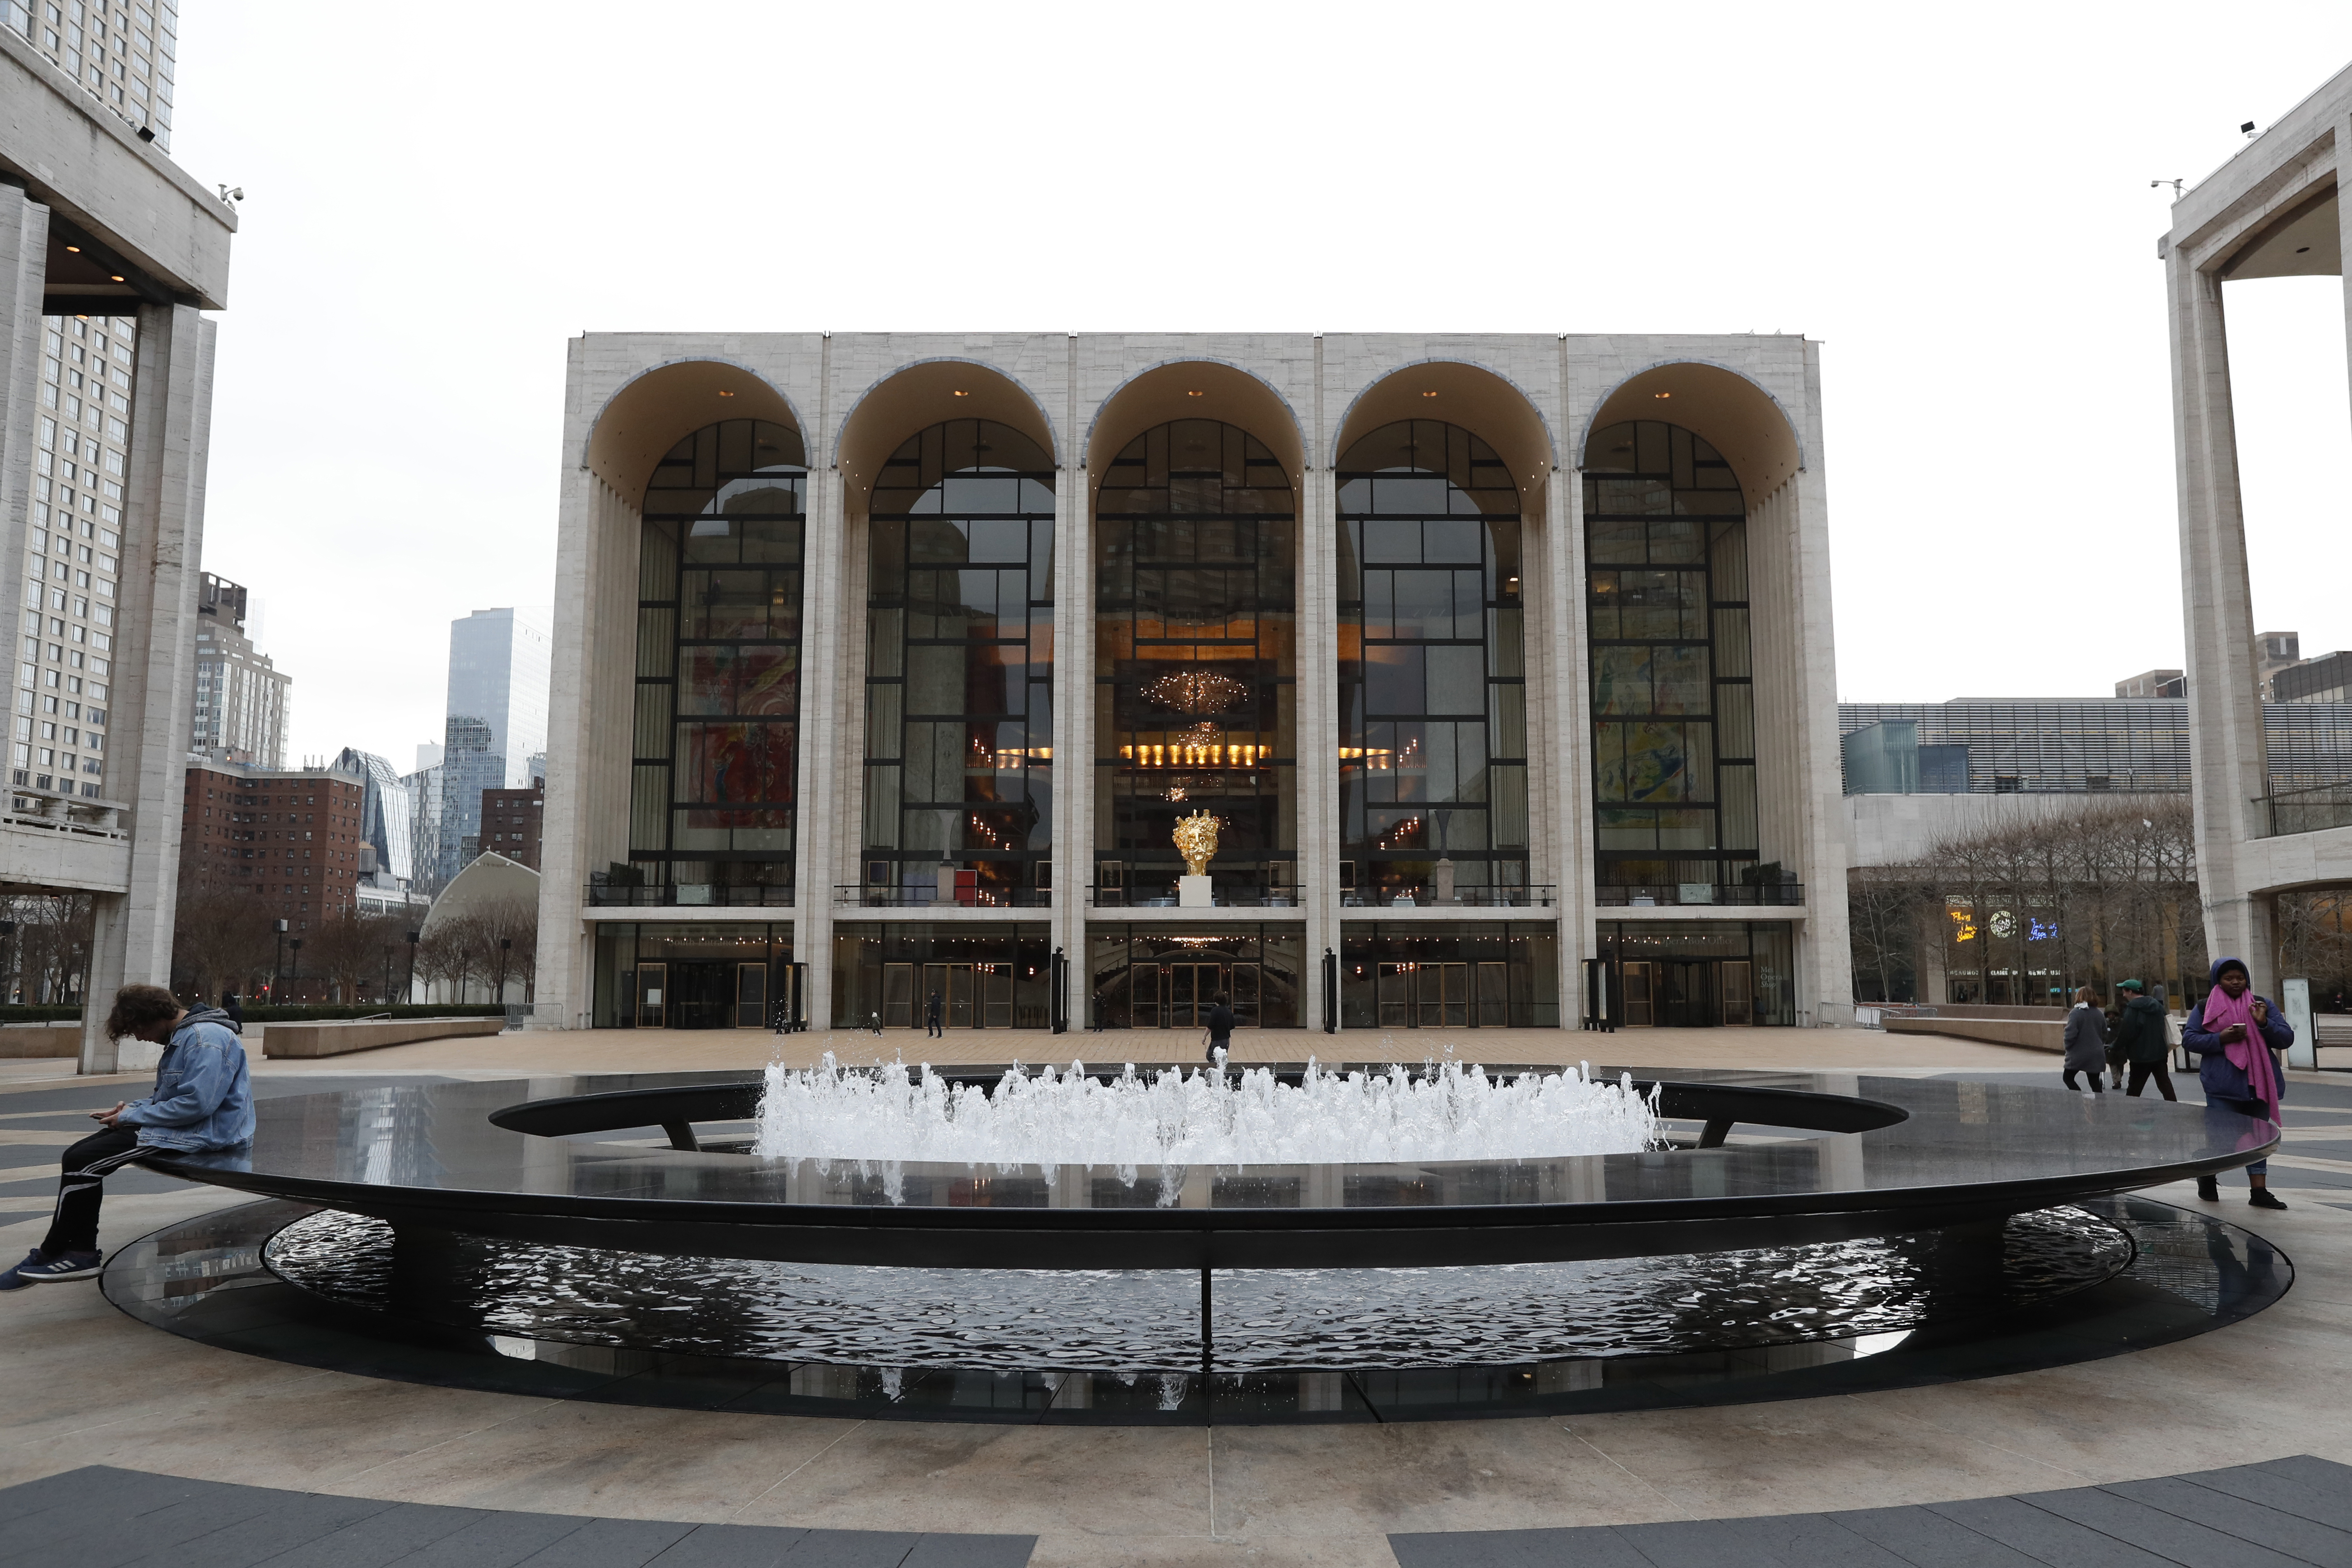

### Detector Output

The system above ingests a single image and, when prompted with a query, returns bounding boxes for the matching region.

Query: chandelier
[1144,669,1245,715]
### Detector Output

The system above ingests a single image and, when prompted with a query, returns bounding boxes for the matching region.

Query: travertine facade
[2161,62,2352,992]
[538,334,1852,1036]
[0,22,229,1069]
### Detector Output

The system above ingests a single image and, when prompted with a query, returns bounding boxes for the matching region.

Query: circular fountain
[103,1060,2290,1424]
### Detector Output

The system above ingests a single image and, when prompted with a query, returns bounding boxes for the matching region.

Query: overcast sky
[164,1,2352,770]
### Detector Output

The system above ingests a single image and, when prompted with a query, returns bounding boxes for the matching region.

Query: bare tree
[170,887,276,1005]
[1852,797,2204,1009]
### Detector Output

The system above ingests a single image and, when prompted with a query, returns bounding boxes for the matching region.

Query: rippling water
[265,1206,2129,1372]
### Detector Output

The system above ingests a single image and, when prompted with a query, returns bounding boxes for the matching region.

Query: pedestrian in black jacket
[2111,979,2176,1101]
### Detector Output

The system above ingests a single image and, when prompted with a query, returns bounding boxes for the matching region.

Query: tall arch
[1330,360,1555,494]
[584,358,803,504]
[1085,359,1305,493]
[859,419,1057,904]
[1580,361,1802,501]
[834,358,1059,507]
[1333,419,1531,905]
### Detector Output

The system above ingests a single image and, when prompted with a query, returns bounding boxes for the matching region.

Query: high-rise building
[479,779,544,870]
[178,759,366,930]
[13,310,136,798]
[403,758,446,896]
[446,608,551,791]
[333,745,414,884]
[1,0,177,151]
[2,6,233,1067]
[438,713,499,882]
[189,572,289,767]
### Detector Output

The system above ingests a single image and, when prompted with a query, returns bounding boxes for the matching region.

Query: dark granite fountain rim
[128,1067,2281,1273]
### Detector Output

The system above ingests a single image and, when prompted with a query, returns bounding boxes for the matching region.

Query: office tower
[331,747,425,920]
[2,0,177,151]
[189,572,289,767]
[439,713,499,880]
[446,608,551,791]
[1,11,231,1068]
[403,759,446,896]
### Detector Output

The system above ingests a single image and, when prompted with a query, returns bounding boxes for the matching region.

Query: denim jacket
[116,1006,254,1151]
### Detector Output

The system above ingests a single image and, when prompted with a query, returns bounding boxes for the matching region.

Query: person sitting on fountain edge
[1,985,252,1288]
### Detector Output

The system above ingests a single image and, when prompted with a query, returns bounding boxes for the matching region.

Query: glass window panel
[679,721,797,805]
[1363,516,1420,561]
[632,681,672,757]
[1711,520,1749,599]
[1587,572,1620,640]
[1716,682,1755,759]
[1364,644,1423,716]
[1594,647,1651,716]
[1490,684,1526,758]
[638,518,678,600]
[1653,646,1710,714]
[1489,763,1528,847]
[1426,646,1484,715]
[1720,764,1758,851]
[681,645,798,717]
[1647,519,1704,563]
[1713,607,1752,676]
[1393,570,1455,639]
[1588,516,1647,563]
[1596,806,1653,850]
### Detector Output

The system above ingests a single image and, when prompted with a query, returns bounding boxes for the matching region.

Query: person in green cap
[2111,979,2176,1101]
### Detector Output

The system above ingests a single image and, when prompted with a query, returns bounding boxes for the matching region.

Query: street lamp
[381,945,394,1006]
[288,938,302,1002]
[0,921,17,1006]
[499,936,512,1001]
[272,918,288,1002]
[405,929,420,1006]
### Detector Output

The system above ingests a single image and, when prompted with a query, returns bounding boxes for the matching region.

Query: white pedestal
[1178,875,1213,908]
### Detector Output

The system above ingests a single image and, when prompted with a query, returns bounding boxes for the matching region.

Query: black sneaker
[2196,1175,2220,1202]
[13,1251,101,1283]
[0,1250,46,1292]
[2250,1188,2289,1210]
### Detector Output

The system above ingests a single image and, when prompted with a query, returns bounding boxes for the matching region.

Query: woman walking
[2113,979,2177,1101]
[2184,956,2294,1210]
[2061,986,2107,1093]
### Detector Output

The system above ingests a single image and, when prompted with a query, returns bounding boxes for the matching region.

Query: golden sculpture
[1172,810,1220,877]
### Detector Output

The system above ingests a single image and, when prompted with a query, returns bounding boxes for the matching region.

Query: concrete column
[1298,341,1336,1032]
[1537,463,1584,1017]
[796,338,841,1028]
[82,301,213,1072]
[0,190,48,680]
[1049,341,1088,1016]
[2169,249,2275,988]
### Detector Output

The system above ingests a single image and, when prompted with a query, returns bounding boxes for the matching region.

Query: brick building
[477,778,543,870]
[180,760,367,928]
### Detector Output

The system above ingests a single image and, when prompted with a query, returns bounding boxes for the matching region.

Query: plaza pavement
[5,1027,2352,1565]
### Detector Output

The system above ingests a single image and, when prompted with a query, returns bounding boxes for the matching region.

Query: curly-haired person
[1,984,251,1288]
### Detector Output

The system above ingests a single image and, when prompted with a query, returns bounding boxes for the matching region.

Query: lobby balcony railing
[1089,883,1302,910]
[584,883,795,908]
[1596,883,1805,908]
[1340,886,1557,909]
[2260,781,2352,838]
[834,886,1051,909]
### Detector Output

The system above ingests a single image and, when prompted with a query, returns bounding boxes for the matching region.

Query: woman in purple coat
[2183,956,2294,1210]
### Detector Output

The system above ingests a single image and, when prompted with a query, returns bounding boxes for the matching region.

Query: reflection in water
[265,1205,2130,1372]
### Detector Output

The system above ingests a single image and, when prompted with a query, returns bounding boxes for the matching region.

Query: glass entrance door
[1621,961,1654,1027]
[735,963,767,1029]
[1475,962,1507,1027]
[881,963,915,1028]
[1721,960,1753,1027]
[637,963,668,1028]
[977,963,1013,1028]
[1417,963,1469,1027]
[923,963,974,1028]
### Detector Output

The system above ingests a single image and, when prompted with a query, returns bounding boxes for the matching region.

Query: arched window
[1582,420,1757,898]
[1093,419,1296,903]
[627,419,807,903]
[1335,421,1529,903]
[863,419,1055,905]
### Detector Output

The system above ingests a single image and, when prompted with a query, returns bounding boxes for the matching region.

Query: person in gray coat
[2062,986,2108,1093]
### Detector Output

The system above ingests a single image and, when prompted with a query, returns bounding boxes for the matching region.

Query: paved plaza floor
[6,1028,2352,1565]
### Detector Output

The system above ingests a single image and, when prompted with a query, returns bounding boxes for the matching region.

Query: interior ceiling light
[108,275,124,282]
[1186,390,1204,397]
[952,389,970,396]
[1422,390,1438,398]
[717,389,735,397]
[1654,391,1672,399]
[63,245,80,253]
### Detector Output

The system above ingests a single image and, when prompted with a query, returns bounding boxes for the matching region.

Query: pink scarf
[2207,985,2281,1122]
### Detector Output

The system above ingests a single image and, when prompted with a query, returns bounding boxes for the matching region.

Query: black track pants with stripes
[41,1126,148,1256]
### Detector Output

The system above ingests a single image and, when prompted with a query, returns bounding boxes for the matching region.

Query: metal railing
[1341,886,1556,909]
[583,883,794,908]
[834,886,1050,909]
[2260,781,2352,838]
[1595,883,1804,908]
[1089,884,1302,909]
